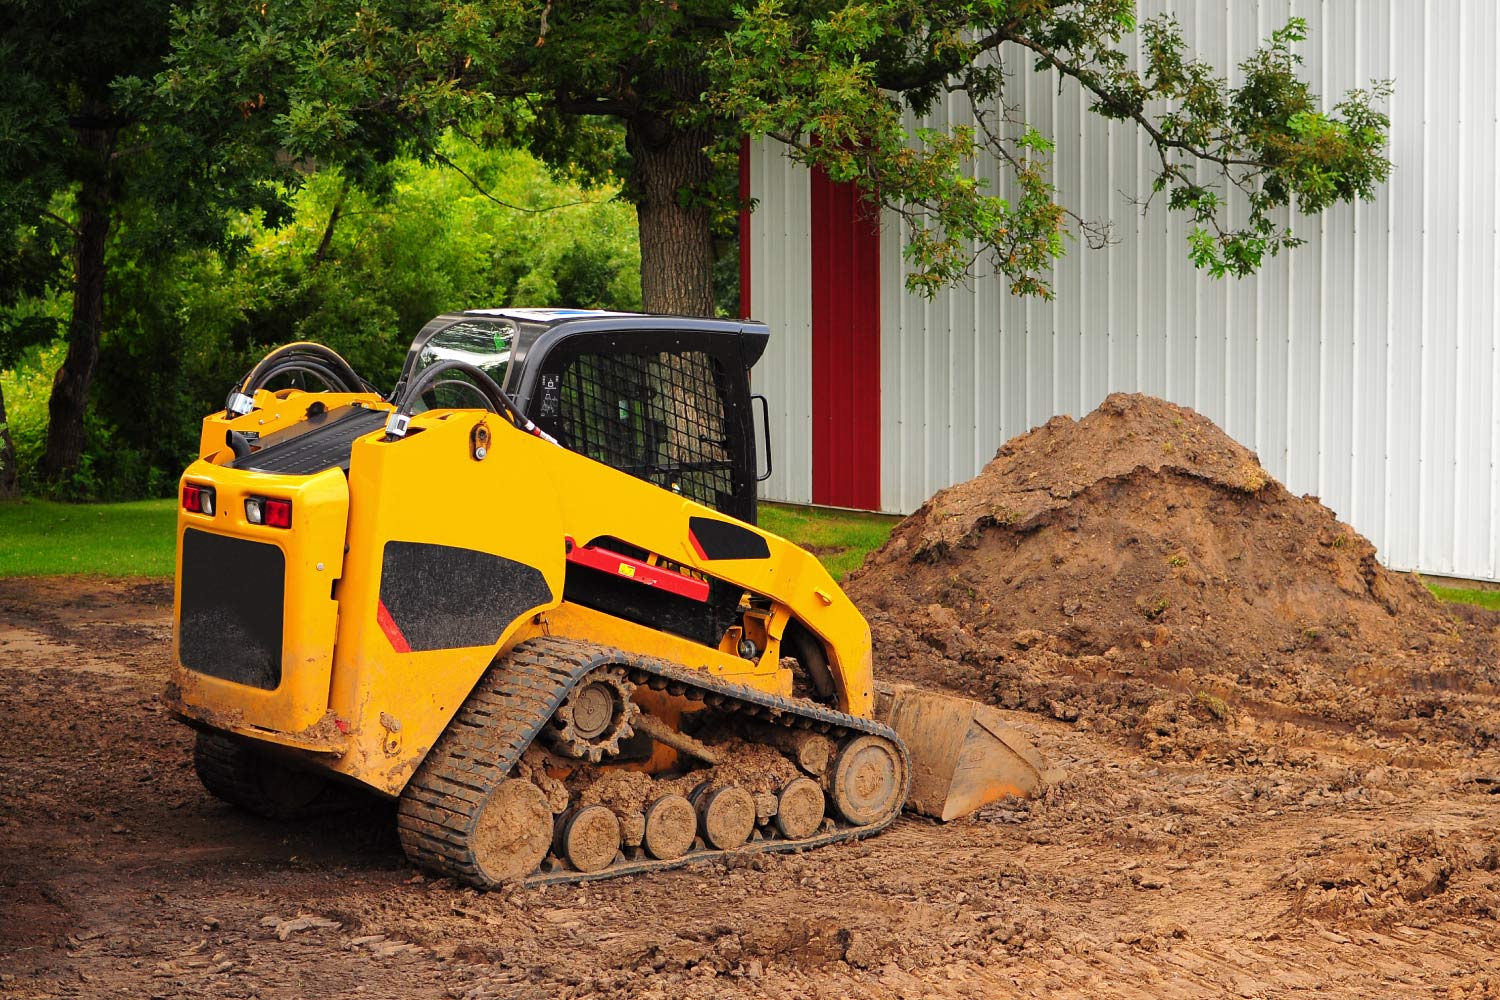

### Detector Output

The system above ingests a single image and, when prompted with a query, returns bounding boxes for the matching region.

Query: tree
[162,1,728,314]
[0,388,15,499]
[714,3,1391,297]
[0,134,642,499]
[0,0,289,481]
[163,1,1389,316]
[0,246,50,498]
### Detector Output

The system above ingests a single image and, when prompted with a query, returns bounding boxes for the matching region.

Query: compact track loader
[168,309,1045,886]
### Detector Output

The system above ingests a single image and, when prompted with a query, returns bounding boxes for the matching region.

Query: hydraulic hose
[386,359,557,445]
[225,342,377,415]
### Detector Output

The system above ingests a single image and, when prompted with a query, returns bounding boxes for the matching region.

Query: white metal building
[747,0,1500,582]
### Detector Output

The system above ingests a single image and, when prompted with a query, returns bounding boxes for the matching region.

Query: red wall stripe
[810,167,881,510]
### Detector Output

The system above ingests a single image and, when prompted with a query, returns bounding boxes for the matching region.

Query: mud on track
[1,575,1496,999]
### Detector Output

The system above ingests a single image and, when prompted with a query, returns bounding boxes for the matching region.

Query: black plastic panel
[562,561,739,647]
[379,541,552,652]
[179,528,285,690]
[230,406,386,475]
[688,516,771,560]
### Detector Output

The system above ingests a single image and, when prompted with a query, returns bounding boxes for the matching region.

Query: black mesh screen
[179,529,284,690]
[547,350,735,512]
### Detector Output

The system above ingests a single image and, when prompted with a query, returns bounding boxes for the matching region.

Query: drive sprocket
[548,666,637,762]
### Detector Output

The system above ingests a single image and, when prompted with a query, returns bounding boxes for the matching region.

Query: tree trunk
[0,383,18,499]
[627,112,717,316]
[43,124,116,481]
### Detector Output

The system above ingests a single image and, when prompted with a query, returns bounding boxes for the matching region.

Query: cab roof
[449,308,771,374]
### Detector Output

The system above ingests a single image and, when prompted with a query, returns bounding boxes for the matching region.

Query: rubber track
[193,730,332,820]
[396,636,910,887]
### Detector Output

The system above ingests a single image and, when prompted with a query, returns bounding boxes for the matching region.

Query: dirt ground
[3,395,1499,998]
[0,583,1495,999]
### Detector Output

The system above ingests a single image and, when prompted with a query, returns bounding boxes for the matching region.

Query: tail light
[245,496,292,529]
[182,483,216,516]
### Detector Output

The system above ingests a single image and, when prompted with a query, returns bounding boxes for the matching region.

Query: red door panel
[810,167,881,509]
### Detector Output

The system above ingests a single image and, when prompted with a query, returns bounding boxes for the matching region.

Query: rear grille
[179,528,285,690]
[229,405,386,475]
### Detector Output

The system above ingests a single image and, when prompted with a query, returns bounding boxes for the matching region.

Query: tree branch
[869,7,1026,93]
[970,103,1114,251]
[427,147,597,214]
[311,181,348,269]
[1003,31,1264,170]
[40,209,81,239]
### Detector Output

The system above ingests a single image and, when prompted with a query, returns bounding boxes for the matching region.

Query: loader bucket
[874,684,1048,821]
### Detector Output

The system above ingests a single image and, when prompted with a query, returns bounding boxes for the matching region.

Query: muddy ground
[3,572,1498,999]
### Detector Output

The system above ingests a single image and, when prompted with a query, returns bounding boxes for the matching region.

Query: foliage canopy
[163,1,1391,303]
[712,3,1391,296]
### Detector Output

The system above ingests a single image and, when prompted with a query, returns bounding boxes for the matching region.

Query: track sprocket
[548,666,637,762]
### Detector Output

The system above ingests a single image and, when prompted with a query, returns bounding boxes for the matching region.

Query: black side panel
[379,541,553,652]
[562,562,739,647]
[230,406,387,475]
[179,529,285,690]
[688,516,771,560]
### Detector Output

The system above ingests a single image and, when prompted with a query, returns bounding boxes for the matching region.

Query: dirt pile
[848,393,1500,753]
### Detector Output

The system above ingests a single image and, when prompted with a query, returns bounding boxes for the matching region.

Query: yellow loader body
[170,387,872,797]
[167,311,1043,886]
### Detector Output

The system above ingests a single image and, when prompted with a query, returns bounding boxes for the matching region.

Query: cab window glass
[413,320,515,411]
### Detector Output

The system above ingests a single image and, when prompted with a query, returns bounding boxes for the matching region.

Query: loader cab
[399,309,770,524]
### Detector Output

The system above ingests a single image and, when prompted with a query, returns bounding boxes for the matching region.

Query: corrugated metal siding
[752,0,1500,582]
[747,138,813,505]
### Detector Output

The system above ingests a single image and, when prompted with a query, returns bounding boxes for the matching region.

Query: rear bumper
[164,700,349,756]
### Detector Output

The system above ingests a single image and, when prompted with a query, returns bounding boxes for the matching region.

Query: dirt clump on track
[849,392,1500,757]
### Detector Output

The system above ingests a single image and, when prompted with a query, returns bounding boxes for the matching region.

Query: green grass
[8,496,1500,611]
[0,498,177,577]
[759,501,899,580]
[0,496,899,582]
[1428,584,1500,612]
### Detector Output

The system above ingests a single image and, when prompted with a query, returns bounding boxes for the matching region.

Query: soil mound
[848,393,1500,753]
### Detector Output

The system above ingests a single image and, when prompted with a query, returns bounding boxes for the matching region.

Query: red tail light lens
[244,496,291,527]
[182,483,216,515]
[263,498,292,528]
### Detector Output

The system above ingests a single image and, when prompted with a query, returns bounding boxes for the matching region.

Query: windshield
[410,319,515,412]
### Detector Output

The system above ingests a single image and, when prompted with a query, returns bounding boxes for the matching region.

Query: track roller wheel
[774,776,826,840]
[557,805,621,873]
[642,794,697,860]
[696,786,756,849]
[193,730,328,819]
[468,779,556,885]
[827,735,906,827]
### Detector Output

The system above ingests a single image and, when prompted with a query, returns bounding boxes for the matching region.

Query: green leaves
[152,0,1393,304]
[714,2,1391,295]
